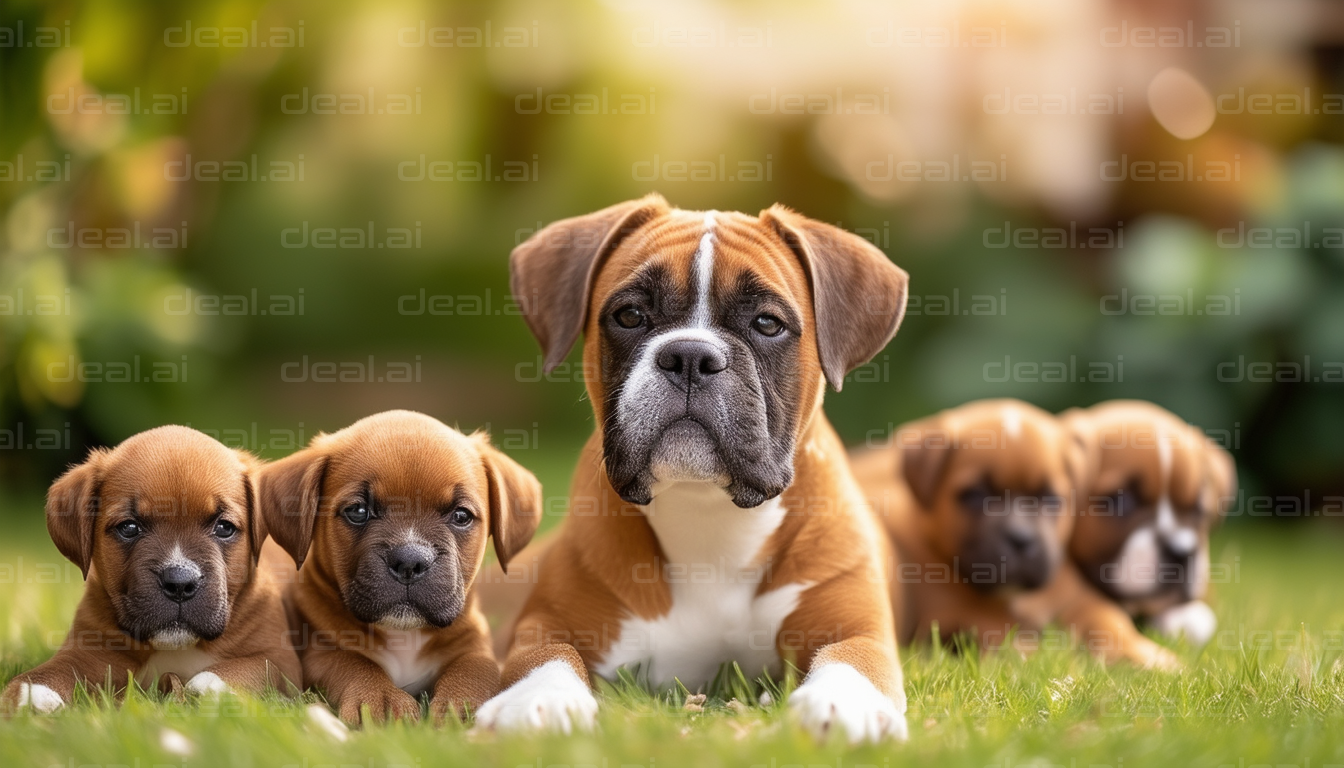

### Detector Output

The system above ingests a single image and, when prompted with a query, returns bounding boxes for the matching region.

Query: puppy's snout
[1003,523,1040,554]
[159,565,201,603]
[1160,527,1199,559]
[657,339,727,389]
[386,544,435,585]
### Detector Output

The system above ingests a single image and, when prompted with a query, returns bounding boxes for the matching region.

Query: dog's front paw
[789,663,907,744]
[4,681,66,715]
[336,683,421,725]
[475,660,598,734]
[185,672,232,697]
[1151,601,1217,647]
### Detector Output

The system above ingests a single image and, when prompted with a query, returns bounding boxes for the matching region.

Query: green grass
[3,509,1344,768]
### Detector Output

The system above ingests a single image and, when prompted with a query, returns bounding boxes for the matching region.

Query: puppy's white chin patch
[649,421,729,485]
[789,663,908,744]
[18,683,65,713]
[475,660,598,734]
[149,628,200,650]
[375,607,428,631]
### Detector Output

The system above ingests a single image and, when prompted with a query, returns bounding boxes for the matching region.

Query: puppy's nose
[159,565,200,603]
[1160,527,1199,559]
[387,544,434,585]
[1003,524,1040,554]
[656,339,727,390]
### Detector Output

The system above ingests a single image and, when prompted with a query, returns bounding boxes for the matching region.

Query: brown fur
[499,198,908,702]
[851,400,1180,669]
[257,410,540,724]
[1,427,300,713]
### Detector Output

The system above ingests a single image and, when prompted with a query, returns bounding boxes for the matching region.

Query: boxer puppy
[850,399,1179,669]
[258,410,541,725]
[1061,400,1235,647]
[1,426,300,714]
[478,195,911,743]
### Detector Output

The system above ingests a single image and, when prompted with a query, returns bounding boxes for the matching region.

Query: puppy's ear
[475,436,542,572]
[46,448,110,579]
[762,205,909,392]
[897,420,952,510]
[235,450,268,564]
[256,446,328,569]
[1059,408,1100,496]
[511,194,670,373]
[1201,437,1237,519]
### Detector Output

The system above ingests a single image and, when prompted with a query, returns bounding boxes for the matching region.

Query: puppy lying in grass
[258,410,541,725]
[1,426,301,713]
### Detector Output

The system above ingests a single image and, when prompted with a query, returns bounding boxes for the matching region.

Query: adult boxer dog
[850,399,1179,669]
[477,194,911,743]
[1,426,300,714]
[1061,400,1235,647]
[258,410,541,725]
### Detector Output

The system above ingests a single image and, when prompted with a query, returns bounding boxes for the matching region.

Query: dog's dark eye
[342,502,371,526]
[752,314,784,337]
[613,306,645,329]
[958,483,991,513]
[213,520,238,539]
[114,521,142,540]
[448,508,475,529]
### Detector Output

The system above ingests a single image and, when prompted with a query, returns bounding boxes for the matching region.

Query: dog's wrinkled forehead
[1092,417,1204,506]
[941,403,1068,490]
[322,414,487,512]
[591,210,811,326]
[99,426,246,516]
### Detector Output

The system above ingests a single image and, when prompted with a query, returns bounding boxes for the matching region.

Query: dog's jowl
[478,194,911,743]
[258,410,541,725]
[1,426,301,713]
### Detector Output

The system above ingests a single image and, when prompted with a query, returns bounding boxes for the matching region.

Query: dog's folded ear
[475,436,543,573]
[897,419,952,510]
[762,205,909,392]
[256,446,328,569]
[46,448,110,579]
[235,450,269,565]
[1201,436,1237,519]
[511,193,670,373]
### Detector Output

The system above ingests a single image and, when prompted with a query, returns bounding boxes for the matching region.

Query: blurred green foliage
[1,0,1342,511]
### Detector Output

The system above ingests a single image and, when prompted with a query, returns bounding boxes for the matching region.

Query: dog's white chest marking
[137,646,217,687]
[595,482,807,688]
[370,629,440,696]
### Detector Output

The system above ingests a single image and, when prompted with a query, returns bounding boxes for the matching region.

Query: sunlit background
[2,0,1343,515]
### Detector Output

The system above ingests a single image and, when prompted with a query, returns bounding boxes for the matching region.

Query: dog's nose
[387,545,434,585]
[656,339,727,390]
[159,566,200,603]
[1003,524,1040,554]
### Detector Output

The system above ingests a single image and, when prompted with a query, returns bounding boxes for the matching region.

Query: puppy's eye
[342,503,371,526]
[613,306,645,329]
[752,314,784,337]
[213,520,238,539]
[448,508,475,529]
[114,521,142,540]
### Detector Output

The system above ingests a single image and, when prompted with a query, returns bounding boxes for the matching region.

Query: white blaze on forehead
[690,211,718,328]
[1001,406,1022,440]
[166,544,202,577]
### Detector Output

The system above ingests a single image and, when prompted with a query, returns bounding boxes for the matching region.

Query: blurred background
[1,0,1342,519]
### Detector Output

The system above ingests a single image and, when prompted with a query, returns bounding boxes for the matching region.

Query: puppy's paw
[337,683,422,726]
[1151,601,1217,647]
[1131,638,1183,672]
[475,660,598,734]
[185,672,232,698]
[789,663,907,744]
[6,682,66,714]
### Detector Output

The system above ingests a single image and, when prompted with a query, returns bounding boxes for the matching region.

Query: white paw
[789,663,907,744]
[185,672,232,697]
[18,683,65,714]
[475,660,598,734]
[1151,600,1217,647]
